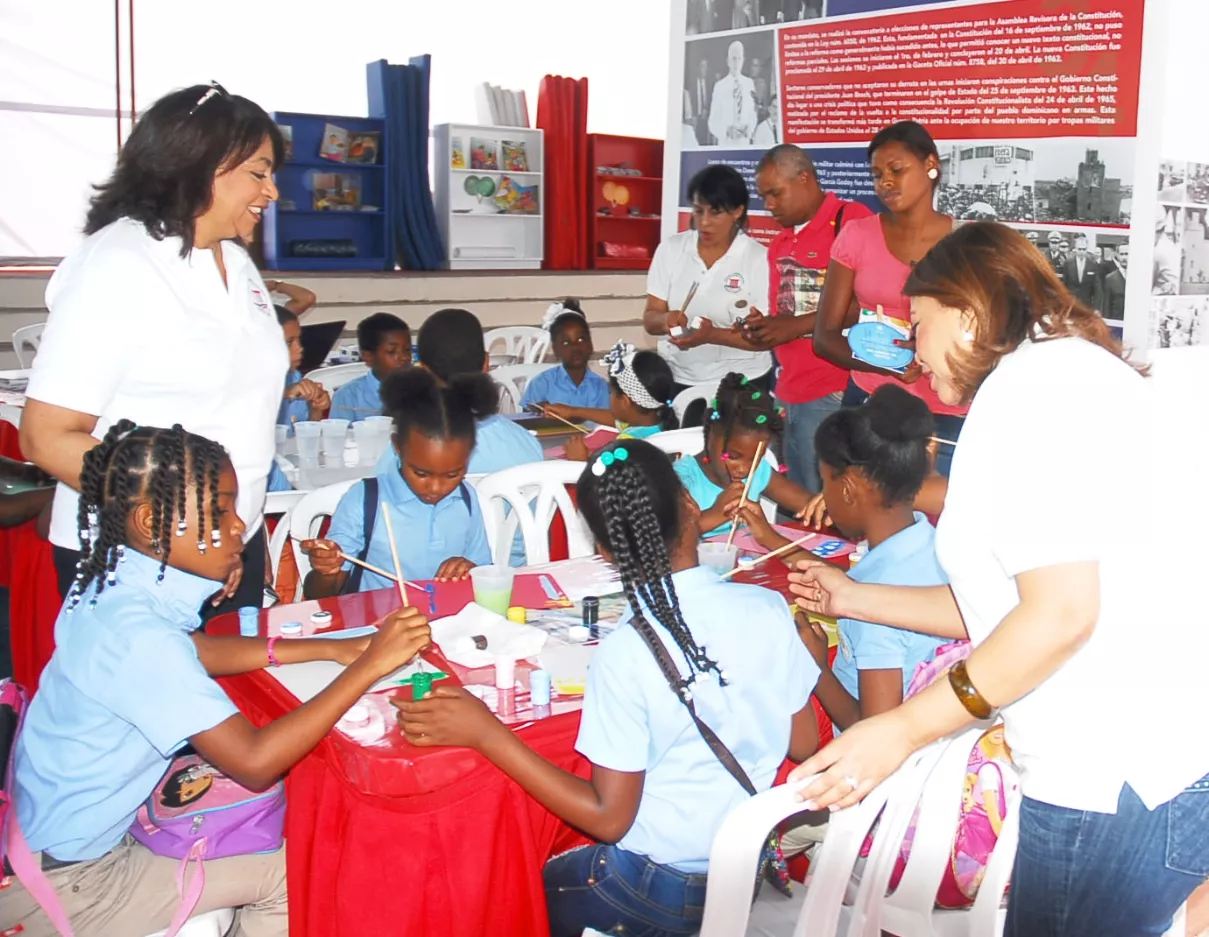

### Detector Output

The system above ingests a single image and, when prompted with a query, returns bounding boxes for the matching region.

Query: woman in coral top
[813,120,967,476]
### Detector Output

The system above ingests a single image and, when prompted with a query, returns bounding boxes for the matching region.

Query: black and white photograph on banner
[1012,226,1128,321]
[682,30,777,149]
[1152,205,1184,296]
[1149,296,1209,349]
[937,143,1037,223]
[1158,160,1187,201]
[1030,139,1134,226]
[685,0,823,35]
[1179,206,1209,295]
[1186,162,1209,204]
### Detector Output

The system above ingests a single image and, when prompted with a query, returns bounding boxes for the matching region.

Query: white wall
[0,0,672,259]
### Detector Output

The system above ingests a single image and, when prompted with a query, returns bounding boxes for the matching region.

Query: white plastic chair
[144,908,235,937]
[474,461,593,565]
[491,363,557,414]
[673,381,718,423]
[12,323,44,368]
[306,361,369,395]
[264,490,306,604]
[485,326,550,364]
[287,479,360,600]
[645,429,780,524]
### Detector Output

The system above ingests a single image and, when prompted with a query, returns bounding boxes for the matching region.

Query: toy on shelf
[495,175,540,214]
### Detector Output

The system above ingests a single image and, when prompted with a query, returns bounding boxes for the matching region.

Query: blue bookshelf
[265,111,390,272]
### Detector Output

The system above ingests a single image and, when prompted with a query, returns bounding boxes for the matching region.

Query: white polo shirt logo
[723,273,744,293]
[249,286,272,317]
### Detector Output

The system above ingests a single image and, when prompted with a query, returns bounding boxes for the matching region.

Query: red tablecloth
[211,590,590,937]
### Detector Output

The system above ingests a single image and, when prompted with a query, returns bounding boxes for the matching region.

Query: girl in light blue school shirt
[542,342,679,460]
[519,301,610,413]
[676,373,817,537]
[4,421,431,936]
[393,440,821,937]
[795,385,950,732]
[303,368,493,595]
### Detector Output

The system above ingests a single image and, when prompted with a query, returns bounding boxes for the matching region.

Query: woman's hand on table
[392,684,502,750]
[362,606,432,677]
[788,560,858,620]
[797,492,831,530]
[434,557,474,582]
[788,709,915,811]
[564,435,590,462]
[302,538,345,576]
[794,610,831,670]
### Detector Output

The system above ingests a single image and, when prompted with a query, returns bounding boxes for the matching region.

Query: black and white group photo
[1011,226,1129,321]
[1150,296,1208,348]
[682,31,778,149]
[686,0,823,34]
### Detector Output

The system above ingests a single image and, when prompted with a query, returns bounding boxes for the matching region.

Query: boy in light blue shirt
[329,312,411,423]
[799,385,949,732]
[304,367,495,593]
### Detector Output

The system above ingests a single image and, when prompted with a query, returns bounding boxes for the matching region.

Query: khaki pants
[0,837,287,937]
[780,809,830,857]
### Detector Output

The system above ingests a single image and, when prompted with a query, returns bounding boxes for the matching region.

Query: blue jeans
[779,391,844,493]
[840,379,965,478]
[1006,775,1209,937]
[544,844,707,937]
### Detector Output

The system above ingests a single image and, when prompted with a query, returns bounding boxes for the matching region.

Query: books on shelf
[451,136,466,169]
[319,123,349,162]
[312,173,362,211]
[470,138,499,170]
[347,132,380,164]
[502,140,528,172]
[495,176,539,214]
[278,124,294,161]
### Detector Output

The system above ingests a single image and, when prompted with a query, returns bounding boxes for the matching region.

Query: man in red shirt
[743,145,872,490]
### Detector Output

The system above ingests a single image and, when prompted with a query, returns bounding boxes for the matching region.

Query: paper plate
[847,321,915,370]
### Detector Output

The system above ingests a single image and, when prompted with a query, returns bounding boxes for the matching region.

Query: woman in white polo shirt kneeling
[643,165,771,426]
[20,82,287,622]
[787,222,1209,937]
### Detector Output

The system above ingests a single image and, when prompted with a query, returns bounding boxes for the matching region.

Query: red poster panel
[779,0,1144,144]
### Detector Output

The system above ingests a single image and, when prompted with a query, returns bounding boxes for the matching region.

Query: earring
[962,330,975,342]
[927,168,939,180]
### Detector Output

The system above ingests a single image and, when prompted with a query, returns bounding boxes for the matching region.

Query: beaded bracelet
[948,659,993,719]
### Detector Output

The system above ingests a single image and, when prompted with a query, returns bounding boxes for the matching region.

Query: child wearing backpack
[0,421,432,937]
[393,439,820,937]
[302,368,493,595]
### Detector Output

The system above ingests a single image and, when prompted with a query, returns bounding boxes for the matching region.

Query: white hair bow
[541,301,585,333]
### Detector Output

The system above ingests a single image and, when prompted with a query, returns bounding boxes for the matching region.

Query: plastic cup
[697,542,739,574]
[470,565,516,616]
[320,419,350,459]
[494,655,516,690]
[353,421,379,466]
[274,424,289,448]
[366,416,395,464]
[238,606,260,638]
[294,421,322,467]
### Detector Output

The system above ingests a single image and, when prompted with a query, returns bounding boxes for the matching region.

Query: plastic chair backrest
[12,323,44,369]
[264,490,306,598]
[306,362,370,395]
[491,363,557,414]
[474,460,591,565]
[484,326,550,364]
[672,381,717,422]
[286,479,360,600]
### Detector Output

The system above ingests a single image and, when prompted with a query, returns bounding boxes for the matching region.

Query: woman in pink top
[813,121,968,476]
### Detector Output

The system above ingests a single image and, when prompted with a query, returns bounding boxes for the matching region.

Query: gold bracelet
[948,659,994,719]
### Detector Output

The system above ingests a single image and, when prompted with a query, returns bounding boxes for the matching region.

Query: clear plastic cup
[274,424,289,448]
[697,542,739,574]
[320,419,350,459]
[294,421,322,467]
[365,416,395,464]
[353,421,379,466]
[470,565,516,616]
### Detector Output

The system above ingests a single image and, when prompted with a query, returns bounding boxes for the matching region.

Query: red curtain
[536,76,590,270]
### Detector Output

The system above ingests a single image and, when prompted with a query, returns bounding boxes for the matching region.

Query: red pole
[113,0,122,152]
[128,0,135,121]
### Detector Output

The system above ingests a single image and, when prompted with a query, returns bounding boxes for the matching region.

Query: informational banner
[666,0,1157,334]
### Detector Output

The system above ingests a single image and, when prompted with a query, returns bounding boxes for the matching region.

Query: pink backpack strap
[4,808,76,937]
[159,840,207,937]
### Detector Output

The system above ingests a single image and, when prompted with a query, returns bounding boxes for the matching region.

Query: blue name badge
[847,320,915,372]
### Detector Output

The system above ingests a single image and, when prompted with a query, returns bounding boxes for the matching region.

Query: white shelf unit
[433,123,545,271]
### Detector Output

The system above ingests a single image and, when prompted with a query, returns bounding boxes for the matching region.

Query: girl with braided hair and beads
[2,421,432,937]
[394,439,820,937]
[545,341,679,461]
[676,371,820,537]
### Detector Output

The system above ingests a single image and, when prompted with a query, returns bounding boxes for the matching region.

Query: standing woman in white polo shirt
[787,223,1209,936]
[644,165,771,425]
[20,83,287,621]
